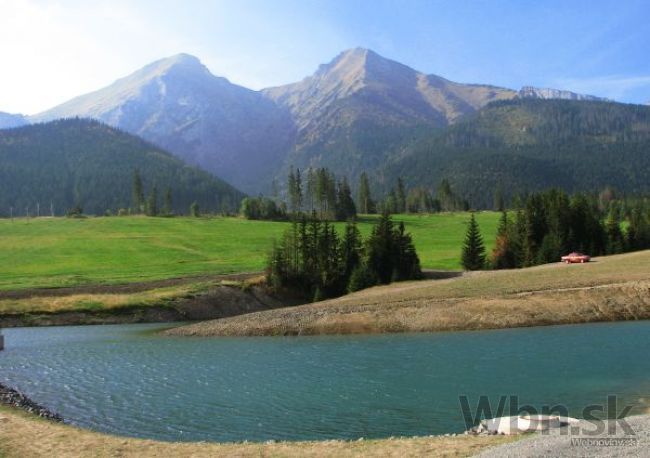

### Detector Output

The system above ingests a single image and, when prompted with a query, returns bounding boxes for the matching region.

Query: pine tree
[493,185,504,211]
[461,213,486,270]
[132,169,144,213]
[335,177,357,221]
[163,187,173,216]
[341,221,363,280]
[357,172,375,214]
[491,211,517,269]
[190,201,200,217]
[306,168,316,212]
[146,185,158,216]
[396,177,406,213]
[365,211,395,284]
[605,207,624,254]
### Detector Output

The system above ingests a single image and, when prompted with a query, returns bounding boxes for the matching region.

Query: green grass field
[0,212,499,290]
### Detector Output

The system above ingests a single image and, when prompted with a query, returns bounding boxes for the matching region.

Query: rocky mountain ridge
[0,49,625,193]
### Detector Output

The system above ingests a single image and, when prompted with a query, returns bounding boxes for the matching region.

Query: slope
[31,54,295,193]
[0,118,244,216]
[383,98,650,207]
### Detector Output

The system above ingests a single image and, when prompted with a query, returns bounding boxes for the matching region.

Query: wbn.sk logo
[458,395,636,436]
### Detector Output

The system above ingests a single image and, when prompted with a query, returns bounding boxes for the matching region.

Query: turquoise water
[1,321,649,442]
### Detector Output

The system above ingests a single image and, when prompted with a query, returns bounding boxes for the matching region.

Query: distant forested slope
[0,119,244,216]
[383,99,650,207]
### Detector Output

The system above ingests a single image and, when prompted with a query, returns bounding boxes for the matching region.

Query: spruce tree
[132,169,144,214]
[146,185,158,216]
[357,172,375,214]
[396,177,406,213]
[461,213,486,270]
[335,177,357,221]
[163,187,172,216]
[190,201,200,217]
[605,207,624,254]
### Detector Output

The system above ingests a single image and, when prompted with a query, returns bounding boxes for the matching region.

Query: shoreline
[0,275,306,328]
[164,251,650,337]
[0,382,63,422]
[0,403,517,457]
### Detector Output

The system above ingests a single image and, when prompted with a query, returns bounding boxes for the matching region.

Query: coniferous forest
[0,119,244,216]
[267,213,422,301]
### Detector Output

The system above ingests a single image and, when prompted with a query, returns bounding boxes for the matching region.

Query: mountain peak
[138,53,209,79]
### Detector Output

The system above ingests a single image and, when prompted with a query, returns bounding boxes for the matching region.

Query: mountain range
[1,48,647,204]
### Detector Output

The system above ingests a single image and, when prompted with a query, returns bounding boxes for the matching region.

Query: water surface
[1,321,649,442]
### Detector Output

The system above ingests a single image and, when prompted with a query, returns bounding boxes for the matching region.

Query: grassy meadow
[0,212,499,291]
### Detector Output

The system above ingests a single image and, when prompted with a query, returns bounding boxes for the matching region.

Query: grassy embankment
[0,406,516,458]
[0,213,498,319]
[166,250,650,337]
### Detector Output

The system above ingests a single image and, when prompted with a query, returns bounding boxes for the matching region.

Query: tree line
[267,213,422,300]
[460,189,650,270]
[241,166,470,221]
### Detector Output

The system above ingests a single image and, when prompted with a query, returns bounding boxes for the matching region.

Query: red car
[561,252,591,263]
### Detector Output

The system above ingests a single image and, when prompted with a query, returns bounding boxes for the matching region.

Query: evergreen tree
[190,201,200,217]
[396,177,406,213]
[494,185,505,211]
[163,187,173,216]
[365,211,396,284]
[146,185,158,216]
[132,169,144,214]
[627,202,650,250]
[605,207,624,254]
[335,177,357,221]
[491,211,517,269]
[287,168,302,214]
[461,213,486,270]
[357,172,375,214]
[306,168,316,213]
[341,221,363,280]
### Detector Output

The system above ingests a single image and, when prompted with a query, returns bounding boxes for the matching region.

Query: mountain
[16,48,637,198]
[0,112,28,129]
[383,98,650,207]
[0,118,244,216]
[32,54,295,193]
[263,48,516,179]
[518,86,608,101]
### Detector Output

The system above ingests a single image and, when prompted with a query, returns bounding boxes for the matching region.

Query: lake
[1,321,649,442]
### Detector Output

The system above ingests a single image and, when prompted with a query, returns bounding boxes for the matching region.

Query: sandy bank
[0,406,515,457]
[0,276,302,327]
[164,250,650,337]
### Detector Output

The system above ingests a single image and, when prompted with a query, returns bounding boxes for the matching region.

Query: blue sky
[1,0,649,114]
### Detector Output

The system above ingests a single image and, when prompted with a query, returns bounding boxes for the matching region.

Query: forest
[0,119,243,216]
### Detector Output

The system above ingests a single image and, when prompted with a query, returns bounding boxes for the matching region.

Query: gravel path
[477,415,649,457]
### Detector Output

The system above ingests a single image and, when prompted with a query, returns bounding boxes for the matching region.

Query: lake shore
[164,250,650,337]
[0,273,305,328]
[0,405,516,457]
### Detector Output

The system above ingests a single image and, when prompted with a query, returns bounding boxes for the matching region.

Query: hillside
[263,48,515,181]
[0,112,28,129]
[24,49,519,193]
[0,119,244,216]
[5,49,646,198]
[383,99,650,207]
[165,250,650,337]
[31,54,295,193]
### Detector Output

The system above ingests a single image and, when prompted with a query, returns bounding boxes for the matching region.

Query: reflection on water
[1,321,649,442]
